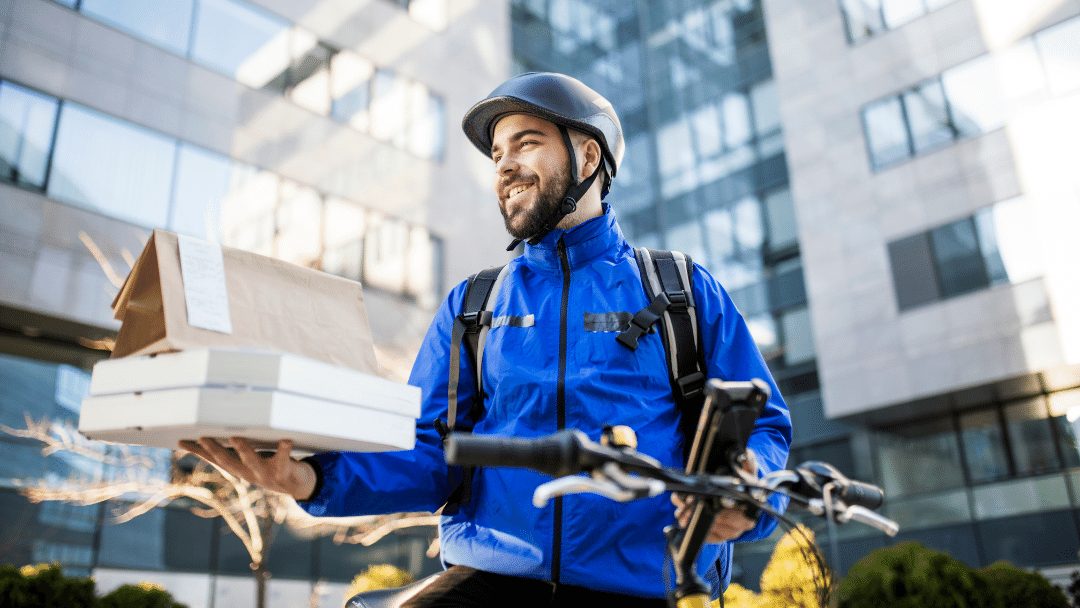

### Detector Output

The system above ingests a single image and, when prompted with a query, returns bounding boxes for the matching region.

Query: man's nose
[495,153,518,174]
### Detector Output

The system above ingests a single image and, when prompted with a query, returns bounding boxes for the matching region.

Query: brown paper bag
[111,229,379,374]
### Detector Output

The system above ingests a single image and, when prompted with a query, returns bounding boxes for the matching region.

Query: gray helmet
[462,72,624,194]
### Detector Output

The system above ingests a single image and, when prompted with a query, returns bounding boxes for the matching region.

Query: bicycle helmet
[462,73,624,247]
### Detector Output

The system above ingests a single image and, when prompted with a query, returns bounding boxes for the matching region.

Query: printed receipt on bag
[178,234,233,334]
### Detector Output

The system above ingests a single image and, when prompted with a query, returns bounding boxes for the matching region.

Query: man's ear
[581,138,602,177]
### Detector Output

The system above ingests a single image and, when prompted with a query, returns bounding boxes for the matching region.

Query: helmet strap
[506,125,601,250]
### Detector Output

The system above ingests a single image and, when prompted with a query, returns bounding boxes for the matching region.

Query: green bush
[97,582,187,608]
[977,561,1068,608]
[0,563,96,608]
[836,542,999,608]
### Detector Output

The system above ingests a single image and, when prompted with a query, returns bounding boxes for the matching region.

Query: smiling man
[182,72,791,607]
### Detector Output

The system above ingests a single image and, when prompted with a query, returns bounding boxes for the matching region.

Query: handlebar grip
[840,480,885,510]
[445,431,581,478]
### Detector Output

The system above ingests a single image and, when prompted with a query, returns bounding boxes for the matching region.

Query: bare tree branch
[3,414,442,584]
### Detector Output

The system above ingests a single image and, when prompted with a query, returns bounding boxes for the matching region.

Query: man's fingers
[179,440,208,459]
[230,437,270,482]
[272,439,294,469]
[197,437,255,480]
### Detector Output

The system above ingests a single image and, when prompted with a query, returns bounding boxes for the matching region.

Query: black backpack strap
[620,248,708,460]
[446,265,504,433]
[441,264,506,511]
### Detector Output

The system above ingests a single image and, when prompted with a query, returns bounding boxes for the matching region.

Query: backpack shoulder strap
[440,264,507,512]
[620,248,708,458]
[446,264,506,434]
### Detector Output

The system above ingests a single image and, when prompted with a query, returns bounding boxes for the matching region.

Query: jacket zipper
[552,237,570,584]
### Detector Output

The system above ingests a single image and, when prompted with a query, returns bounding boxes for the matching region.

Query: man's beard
[499,168,572,240]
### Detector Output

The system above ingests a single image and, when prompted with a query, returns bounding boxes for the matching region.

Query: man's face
[490,114,572,240]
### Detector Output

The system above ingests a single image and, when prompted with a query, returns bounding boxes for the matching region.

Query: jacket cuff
[298,455,325,503]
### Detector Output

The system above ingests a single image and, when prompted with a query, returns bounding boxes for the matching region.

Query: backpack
[436,248,707,509]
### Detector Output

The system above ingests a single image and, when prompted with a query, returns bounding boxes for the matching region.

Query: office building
[0,0,509,605]
[512,0,1080,587]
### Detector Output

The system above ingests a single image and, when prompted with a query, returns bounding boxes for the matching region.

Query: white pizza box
[78,386,415,453]
[88,348,420,418]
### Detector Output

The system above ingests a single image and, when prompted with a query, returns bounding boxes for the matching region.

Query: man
[182,72,791,606]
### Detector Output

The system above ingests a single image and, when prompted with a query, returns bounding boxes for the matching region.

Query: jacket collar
[522,203,628,272]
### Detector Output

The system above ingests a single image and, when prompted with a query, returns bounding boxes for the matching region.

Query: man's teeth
[509,184,531,198]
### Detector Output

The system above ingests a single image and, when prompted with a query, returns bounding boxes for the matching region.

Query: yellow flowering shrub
[718,525,831,608]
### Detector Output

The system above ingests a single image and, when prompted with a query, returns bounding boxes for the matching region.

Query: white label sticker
[178,234,233,334]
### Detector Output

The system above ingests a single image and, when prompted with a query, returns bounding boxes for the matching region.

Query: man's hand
[178,437,318,501]
[671,449,759,543]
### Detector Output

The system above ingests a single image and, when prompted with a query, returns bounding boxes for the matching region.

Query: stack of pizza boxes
[78,230,419,454]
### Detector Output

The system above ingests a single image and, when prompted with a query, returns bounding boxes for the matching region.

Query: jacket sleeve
[690,263,793,543]
[298,279,478,517]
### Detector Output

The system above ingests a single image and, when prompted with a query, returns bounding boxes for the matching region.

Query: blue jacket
[300,205,791,598]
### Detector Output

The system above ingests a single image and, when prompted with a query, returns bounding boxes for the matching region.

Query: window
[1005,398,1059,476]
[763,188,797,250]
[370,70,409,144]
[959,409,1009,482]
[79,0,195,55]
[219,166,278,256]
[170,144,234,239]
[862,96,909,169]
[839,0,957,43]
[363,215,409,293]
[48,104,176,228]
[1034,16,1080,95]
[0,81,59,189]
[941,54,1007,137]
[887,232,939,309]
[285,33,337,115]
[191,0,291,89]
[275,180,323,267]
[330,52,374,131]
[876,417,965,496]
[929,218,987,298]
[322,198,367,281]
[902,80,953,152]
[888,198,1042,311]
[780,306,815,365]
[1049,388,1080,468]
[2,79,443,300]
[861,17,1078,169]
[839,0,886,42]
[407,85,445,160]
[59,0,444,159]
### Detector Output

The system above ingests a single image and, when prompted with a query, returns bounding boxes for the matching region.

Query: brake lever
[803,497,900,537]
[532,463,666,507]
[837,505,900,537]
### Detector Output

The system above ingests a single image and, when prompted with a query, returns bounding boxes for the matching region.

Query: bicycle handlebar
[445,429,896,535]
[445,431,583,478]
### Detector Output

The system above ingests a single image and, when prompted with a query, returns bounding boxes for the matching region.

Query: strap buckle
[458,310,493,333]
[665,290,688,312]
[675,371,706,400]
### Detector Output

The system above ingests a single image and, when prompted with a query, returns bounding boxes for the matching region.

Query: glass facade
[887,197,1043,311]
[0,78,444,302]
[512,0,815,405]
[861,14,1080,170]
[50,0,446,160]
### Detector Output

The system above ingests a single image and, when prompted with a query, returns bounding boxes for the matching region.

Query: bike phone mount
[667,378,769,605]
